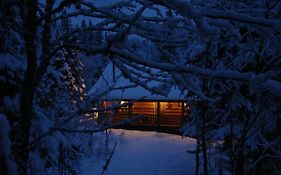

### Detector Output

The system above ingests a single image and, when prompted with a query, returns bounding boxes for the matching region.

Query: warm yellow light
[93,112,98,119]
[92,107,98,119]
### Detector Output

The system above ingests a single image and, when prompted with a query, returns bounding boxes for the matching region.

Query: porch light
[92,107,98,119]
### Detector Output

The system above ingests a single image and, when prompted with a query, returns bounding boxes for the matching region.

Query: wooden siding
[164,102,182,115]
[132,102,157,115]
[100,100,188,127]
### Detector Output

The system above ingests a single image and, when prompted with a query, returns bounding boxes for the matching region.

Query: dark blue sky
[69,0,122,25]
[67,0,162,25]
[39,0,164,25]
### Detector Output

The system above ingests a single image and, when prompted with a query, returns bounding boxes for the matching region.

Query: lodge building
[101,100,189,128]
[88,63,189,133]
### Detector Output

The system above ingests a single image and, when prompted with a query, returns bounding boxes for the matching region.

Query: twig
[101,142,118,175]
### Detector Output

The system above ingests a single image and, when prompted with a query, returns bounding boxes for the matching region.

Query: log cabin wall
[132,102,157,115]
[131,102,157,125]
[100,100,188,128]
[159,102,183,127]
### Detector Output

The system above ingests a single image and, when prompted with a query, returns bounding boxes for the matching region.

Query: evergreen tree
[30,10,86,174]
[61,10,72,33]
[80,19,88,46]
[94,30,103,45]
[159,8,177,63]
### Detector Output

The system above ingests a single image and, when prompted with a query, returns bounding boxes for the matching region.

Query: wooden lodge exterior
[99,100,190,131]
[89,63,188,133]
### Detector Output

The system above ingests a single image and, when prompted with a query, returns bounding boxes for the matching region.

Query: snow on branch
[54,0,281,99]
[151,0,219,35]
[150,0,281,34]
[112,59,169,96]
[108,47,281,98]
[202,9,281,31]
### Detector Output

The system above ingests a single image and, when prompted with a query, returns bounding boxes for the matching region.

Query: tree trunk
[235,133,246,175]
[195,139,200,175]
[201,131,209,175]
[200,103,209,175]
[13,1,38,175]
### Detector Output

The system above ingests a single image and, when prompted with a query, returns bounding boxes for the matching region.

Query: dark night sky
[65,0,162,25]
[70,0,122,24]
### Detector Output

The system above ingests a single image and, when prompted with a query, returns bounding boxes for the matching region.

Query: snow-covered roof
[88,63,185,100]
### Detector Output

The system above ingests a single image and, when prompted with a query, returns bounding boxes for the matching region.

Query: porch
[112,113,183,127]
[99,100,189,132]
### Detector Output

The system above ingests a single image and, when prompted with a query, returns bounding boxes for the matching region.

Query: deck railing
[109,113,182,127]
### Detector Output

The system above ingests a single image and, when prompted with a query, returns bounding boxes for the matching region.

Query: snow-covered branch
[202,9,281,30]
[107,47,281,97]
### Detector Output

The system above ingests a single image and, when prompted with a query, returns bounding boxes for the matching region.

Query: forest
[0,0,281,175]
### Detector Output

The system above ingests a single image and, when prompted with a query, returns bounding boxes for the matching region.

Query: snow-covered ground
[81,129,196,175]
